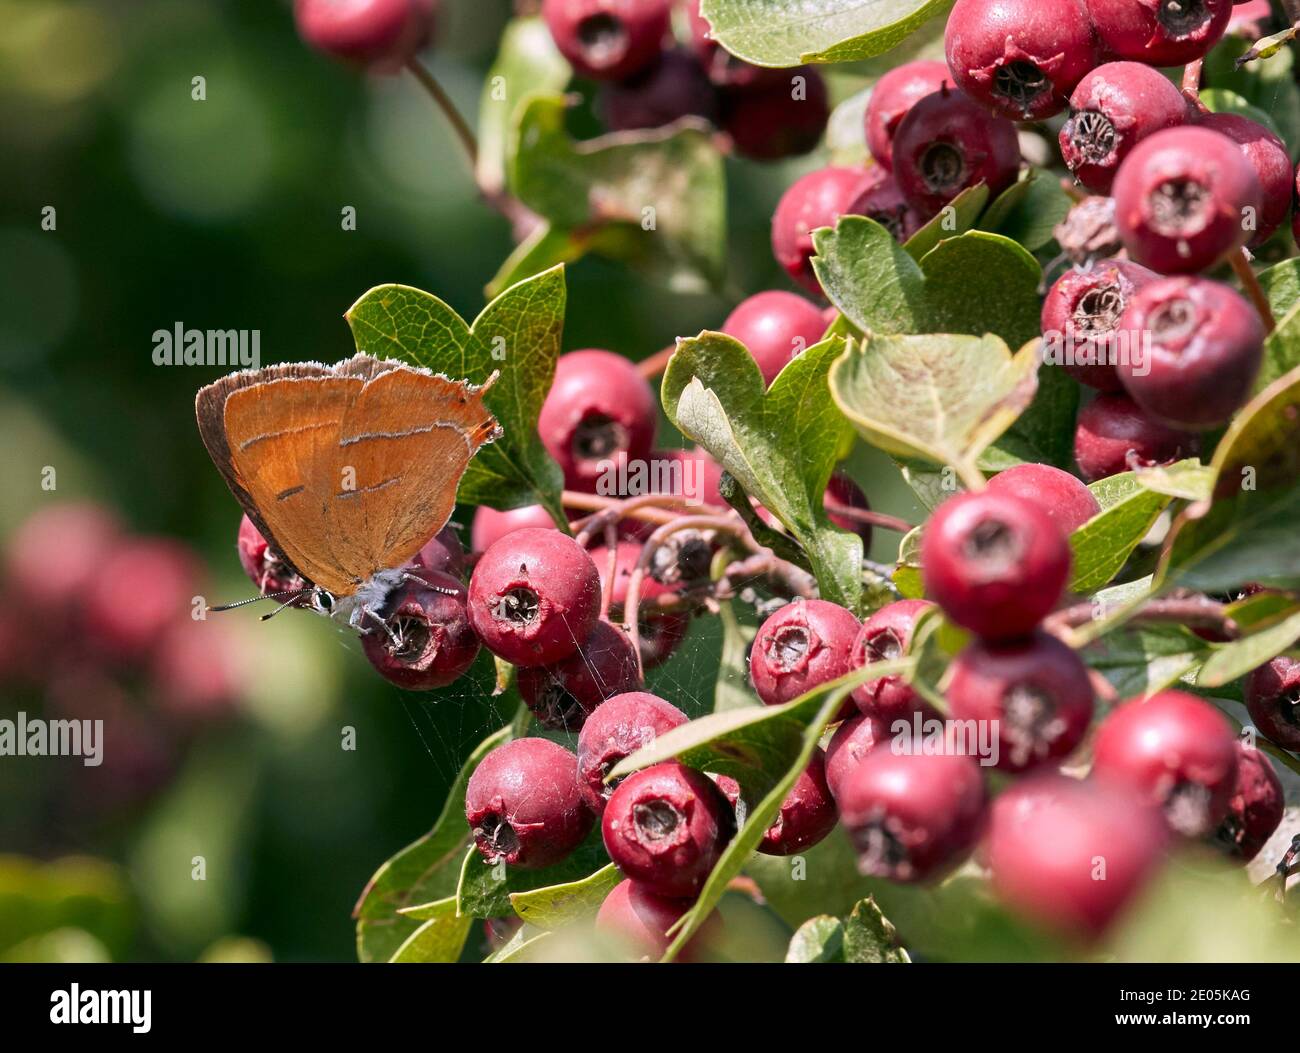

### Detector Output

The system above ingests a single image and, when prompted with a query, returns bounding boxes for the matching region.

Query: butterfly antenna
[400,571,459,596]
[210,589,307,613]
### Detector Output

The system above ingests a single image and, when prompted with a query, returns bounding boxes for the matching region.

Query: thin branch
[1230,249,1276,333]
[822,497,916,534]
[1044,593,1240,639]
[637,343,677,381]
[1180,58,1208,115]
[405,58,478,171]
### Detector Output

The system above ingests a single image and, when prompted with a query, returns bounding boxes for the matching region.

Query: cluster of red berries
[2,503,245,809]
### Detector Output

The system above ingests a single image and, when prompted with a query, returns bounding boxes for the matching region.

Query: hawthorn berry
[539,349,658,492]
[464,738,595,869]
[722,290,828,386]
[838,750,987,883]
[850,599,934,718]
[360,569,479,690]
[749,599,861,709]
[891,88,1021,218]
[683,0,780,88]
[589,540,689,668]
[921,491,1072,641]
[237,514,308,599]
[5,502,120,614]
[1092,690,1239,837]
[1244,655,1300,751]
[1112,125,1262,274]
[1040,259,1157,392]
[1084,0,1232,67]
[602,761,735,898]
[1201,112,1293,247]
[986,775,1168,940]
[151,617,242,720]
[470,504,558,553]
[824,712,888,800]
[943,0,1099,121]
[715,750,838,855]
[576,691,688,812]
[947,631,1094,772]
[772,166,879,294]
[1215,741,1284,861]
[845,173,927,244]
[1059,62,1190,194]
[986,463,1100,536]
[598,49,719,131]
[467,527,601,667]
[541,0,671,81]
[722,67,831,162]
[864,60,951,171]
[411,524,465,579]
[85,537,201,658]
[659,446,724,509]
[517,619,641,730]
[1115,276,1264,430]
[1074,392,1199,482]
[595,878,716,961]
[294,0,437,71]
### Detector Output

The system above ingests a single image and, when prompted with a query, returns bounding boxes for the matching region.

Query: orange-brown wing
[221,374,365,595]
[327,367,499,579]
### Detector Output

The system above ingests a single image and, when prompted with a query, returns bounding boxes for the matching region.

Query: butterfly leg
[361,605,402,649]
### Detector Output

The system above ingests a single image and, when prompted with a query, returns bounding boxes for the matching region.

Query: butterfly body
[197,354,499,629]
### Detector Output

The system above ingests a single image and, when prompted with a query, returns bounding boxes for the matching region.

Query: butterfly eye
[313,590,336,614]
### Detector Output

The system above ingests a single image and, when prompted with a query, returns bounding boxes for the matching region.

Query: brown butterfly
[196,353,500,628]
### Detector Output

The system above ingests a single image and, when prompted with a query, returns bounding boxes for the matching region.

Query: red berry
[5,502,120,614]
[722,68,830,161]
[824,712,890,800]
[772,166,878,295]
[1201,111,1293,246]
[865,60,952,171]
[986,775,1168,939]
[1227,0,1274,40]
[986,463,1101,535]
[1074,392,1199,482]
[1116,276,1264,430]
[360,568,479,689]
[602,761,735,898]
[589,540,690,668]
[845,173,927,244]
[294,0,437,71]
[237,514,309,601]
[1092,690,1239,837]
[464,738,595,869]
[576,691,688,813]
[1215,741,1284,860]
[1084,0,1232,67]
[541,0,670,81]
[470,504,558,553]
[891,88,1021,217]
[410,524,465,579]
[1245,655,1300,751]
[1059,62,1190,194]
[517,619,641,730]
[594,878,716,960]
[921,491,1071,640]
[715,750,838,855]
[598,48,719,130]
[944,0,1099,121]
[539,349,658,492]
[849,599,934,718]
[467,527,601,667]
[722,290,827,386]
[1112,125,1262,274]
[1040,260,1158,391]
[749,599,861,708]
[947,631,1094,772]
[151,618,242,720]
[683,0,782,88]
[85,538,201,658]
[658,446,724,508]
[838,750,987,882]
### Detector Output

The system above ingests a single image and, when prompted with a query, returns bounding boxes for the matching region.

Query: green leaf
[1084,624,1210,699]
[826,87,873,167]
[476,17,571,196]
[345,268,567,523]
[842,896,909,963]
[1255,299,1300,393]
[977,168,1073,252]
[1068,471,1172,593]
[1135,458,1215,501]
[990,359,1078,470]
[662,333,864,611]
[901,184,989,261]
[508,863,620,930]
[893,523,924,599]
[749,826,880,927]
[1196,605,1300,688]
[785,916,844,962]
[353,722,516,963]
[1203,34,1300,161]
[508,94,725,292]
[1200,88,1284,141]
[388,898,475,963]
[483,923,554,963]
[829,330,1041,488]
[1257,258,1300,320]
[699,0,954,66]
[455,833,610,921]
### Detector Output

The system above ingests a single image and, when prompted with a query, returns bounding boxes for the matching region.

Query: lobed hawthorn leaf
[901,184,989,261]
[785,915,844,963]
[662,332,864,612]
[502,94,725,294]
[699,0,953,66]
[825,86,873,167]
[750,826,878,927]
[977,167,1073,253]
[842,896,910,963]
[387,897,474,963]
[508,862,620,930]
[1135,458,1215,502]
[345,267,568,525]
[455,829,610,921]
[1069,470,1174,594]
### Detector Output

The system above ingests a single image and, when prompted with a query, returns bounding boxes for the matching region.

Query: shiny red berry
[517,619,642,730]
[1201,111,1293,247]
[410,524,465,579]
[85,538,200,658]
[1215,741,1284,861]
[722,68,830,161]
[824,712,889,800]
[595,878,716,961]
[1244,655,1300,751]
[360,569,479,689]
[576,691,688,813]
[722,290,827,386]
[715,750,838,856]
[1084,0,1232,67]
[772,166,878,294]
[470,504,558,553]
[749,599,861,708]
[1040,260,1158,391]
[1074,392,1199,482]
[845,173,927,244]
[294,0,437,71]
[598,48,718,130]
[849,599,934,718]
[865,60,951,171]
[237,514,308,599]
[589,540,690,668]
[541,0,670,81]
[986,463,1100,536]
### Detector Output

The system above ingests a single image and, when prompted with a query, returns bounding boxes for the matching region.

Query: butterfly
[196,353,500,628]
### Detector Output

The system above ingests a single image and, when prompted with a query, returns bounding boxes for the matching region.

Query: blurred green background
[0,0,921,961]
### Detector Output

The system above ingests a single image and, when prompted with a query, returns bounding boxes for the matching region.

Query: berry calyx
[772,166,879,294]
[838,750,986,883]
[294,0,438,72]
[921,491,1072,641]
[517,619,642,730]
[1214,741,1284,861]
[467,527,602,667]
[721,290,828,386]
[360,568,479,689]
[1083,0,1232,67]
[576,691,688,813]
[1244,655,1300,750]
[541,0,671,81]
[986,463,1100,536]
[1115,276,1264,430]
[1091,690,1239,837]
[850,599,934,718]
[845,173,927,244]
[1074,392,1199,482]
[946,631,1094,772]
[749,599,861,709]
[464,738,595,869]
[602,761,735,898]
[865,60,951,171]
